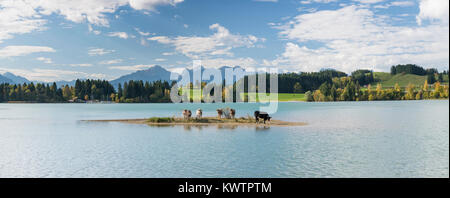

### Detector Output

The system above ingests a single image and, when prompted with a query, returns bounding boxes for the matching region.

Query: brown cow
[182,109,192,120]
[230,109,236,119]
[196,109,202,119]
[216,109,223,119]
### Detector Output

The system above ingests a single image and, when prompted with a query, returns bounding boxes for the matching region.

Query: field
[243,93,305,102]
[371,72,427,88]
[182,88,306,102]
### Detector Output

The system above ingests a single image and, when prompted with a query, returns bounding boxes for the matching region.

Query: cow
[196,109,203,119]
[182,109,192,120]
[230,109,236,119]
[254,111,271,124]
[216,109,223,119]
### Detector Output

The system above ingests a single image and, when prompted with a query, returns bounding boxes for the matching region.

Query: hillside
[2,72,30,84]
[0,74,13,84]
[371,72,428,88]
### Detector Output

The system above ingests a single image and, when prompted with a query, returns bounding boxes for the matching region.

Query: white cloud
[0,45,55,58]
[417,0,449,25]
[129,0,184,10]
[155,58,166,62]
[271,5,449,72]
[374,1,415,9]
[88,48,115,56]
[162,52,175,56]
[36,57,53,64]
[390,1,415,7]
[88,24,101,35]
[0,0,184,42]
[135,28,151,36]
[99,59,123,65]
[200,57,259,69]
[107,32,129,39]
[69,63,93,67]
[353,0,384,4]
[148,23,263,59]
[300,0,338,4]
[0,0,46,43]
[253,0,278,2]
[109,64,156,71]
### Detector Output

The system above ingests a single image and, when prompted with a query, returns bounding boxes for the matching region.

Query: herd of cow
[182,108,272,124]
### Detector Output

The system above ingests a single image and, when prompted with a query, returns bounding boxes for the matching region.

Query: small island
[87,117,307,127]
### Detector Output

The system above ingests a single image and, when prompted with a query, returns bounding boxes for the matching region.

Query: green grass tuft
[148,117,175,123]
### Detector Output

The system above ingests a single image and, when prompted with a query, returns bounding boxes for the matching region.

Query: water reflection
[147,124,271,131]
[255,126,271,131]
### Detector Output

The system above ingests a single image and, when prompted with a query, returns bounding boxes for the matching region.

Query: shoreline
[2,99,448,104]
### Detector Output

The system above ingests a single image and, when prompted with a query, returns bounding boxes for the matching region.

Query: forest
[0,80,172,103]
[0,64,449,103]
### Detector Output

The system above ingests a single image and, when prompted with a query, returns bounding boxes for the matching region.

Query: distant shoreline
[2,99,449,104]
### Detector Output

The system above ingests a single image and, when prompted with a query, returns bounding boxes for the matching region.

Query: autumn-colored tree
[423,80,428,91]
[405,83,415,100]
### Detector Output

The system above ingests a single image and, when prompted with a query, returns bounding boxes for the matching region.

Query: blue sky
[0,0,448,82]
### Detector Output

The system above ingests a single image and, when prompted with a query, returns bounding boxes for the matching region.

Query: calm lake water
[0,100,448,178]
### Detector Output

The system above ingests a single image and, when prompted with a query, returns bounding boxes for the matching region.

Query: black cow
[254,111,271,124]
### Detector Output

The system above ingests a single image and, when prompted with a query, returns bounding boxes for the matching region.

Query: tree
[405,83,415,100]
[62,85,72,100]
[390,66,397,75]
[423,80,429,91]
[415,90,422,100]
[305,91,313,102]
[427,74,435,84]
[293,82,303,93]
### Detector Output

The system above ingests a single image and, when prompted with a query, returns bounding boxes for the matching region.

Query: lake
[0,100,448,178]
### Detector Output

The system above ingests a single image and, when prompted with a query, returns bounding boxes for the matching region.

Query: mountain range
[1,65,246,87]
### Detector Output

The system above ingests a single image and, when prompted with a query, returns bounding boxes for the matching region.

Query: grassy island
[87,116,307,127]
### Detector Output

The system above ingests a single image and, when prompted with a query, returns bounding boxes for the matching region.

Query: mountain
[0,74,13,84]
[110,65,172,87]
[2,72,30,84]
[54,79,80,88]
[110,65,248,88]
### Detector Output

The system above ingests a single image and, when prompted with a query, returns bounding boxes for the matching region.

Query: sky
[0,0,448,82]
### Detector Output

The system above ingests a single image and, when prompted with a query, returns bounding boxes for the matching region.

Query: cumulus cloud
[271,5,449,72]
[148,23,263,59]
[129,0,183,10]
[0,0,184,42]
[0,0,46,43]
[416,0,449,25]
[0,45,55,58]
